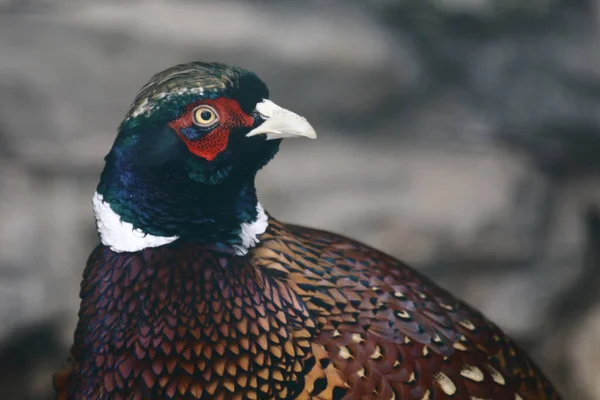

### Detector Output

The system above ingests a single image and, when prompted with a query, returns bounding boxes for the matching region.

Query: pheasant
[54,62,561,400]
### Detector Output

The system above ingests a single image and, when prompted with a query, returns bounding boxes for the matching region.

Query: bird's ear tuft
[229,71,270,115]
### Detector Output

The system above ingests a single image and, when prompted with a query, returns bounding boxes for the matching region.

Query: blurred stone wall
[0,0,599,398]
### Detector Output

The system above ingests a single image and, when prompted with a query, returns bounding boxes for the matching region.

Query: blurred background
[0,0,599,398]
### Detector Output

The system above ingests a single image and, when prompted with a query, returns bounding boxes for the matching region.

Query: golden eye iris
[193,106,218,126]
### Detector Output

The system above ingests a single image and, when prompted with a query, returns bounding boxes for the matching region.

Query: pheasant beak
[246,99,317,140]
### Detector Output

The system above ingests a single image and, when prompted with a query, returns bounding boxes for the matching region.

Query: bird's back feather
[55,218,561,399]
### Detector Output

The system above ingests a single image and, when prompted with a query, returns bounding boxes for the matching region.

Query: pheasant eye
[192,105,219,127]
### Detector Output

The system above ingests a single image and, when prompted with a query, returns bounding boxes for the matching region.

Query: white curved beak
[246,99,317,140]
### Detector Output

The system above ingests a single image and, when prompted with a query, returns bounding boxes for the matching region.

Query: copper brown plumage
[56,218,560,399]
[63,241,315,400]
[55,62,561,399]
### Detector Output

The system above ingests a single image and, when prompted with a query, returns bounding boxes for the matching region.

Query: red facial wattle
[169,98,254,161]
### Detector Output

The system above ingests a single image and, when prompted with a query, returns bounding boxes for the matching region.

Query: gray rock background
[0,0,599,398]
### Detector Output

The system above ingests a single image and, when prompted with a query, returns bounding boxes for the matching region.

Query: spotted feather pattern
[259,222,561,400]
[56,218,561,400]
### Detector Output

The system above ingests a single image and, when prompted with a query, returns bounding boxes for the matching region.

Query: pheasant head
[94,62,316,254]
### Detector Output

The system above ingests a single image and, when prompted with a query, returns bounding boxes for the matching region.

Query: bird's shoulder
[250,219,560,400]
